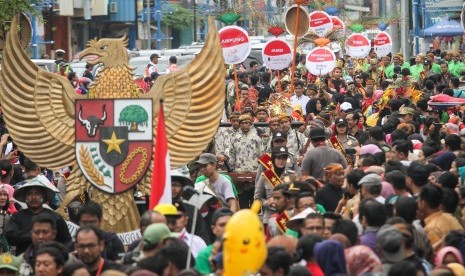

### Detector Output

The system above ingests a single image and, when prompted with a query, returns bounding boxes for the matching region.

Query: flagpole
[149,99,172,210]
[186,195,199,269]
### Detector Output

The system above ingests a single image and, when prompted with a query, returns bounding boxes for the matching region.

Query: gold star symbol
[102,131,125,154]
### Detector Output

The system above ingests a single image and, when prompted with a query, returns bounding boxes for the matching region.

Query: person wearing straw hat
[5,175,71,255]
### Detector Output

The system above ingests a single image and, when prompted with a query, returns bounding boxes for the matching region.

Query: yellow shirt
[424,211,463,245]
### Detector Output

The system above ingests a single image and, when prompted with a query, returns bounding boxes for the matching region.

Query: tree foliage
[0,0,39,30]
[161,3,194,30]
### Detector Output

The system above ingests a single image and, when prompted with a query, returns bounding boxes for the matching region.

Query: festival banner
[374,31,393,58]
[309,11,333,37]
[345,33,371,58]
[262,38,293,70]
[306,47,336,76]
[331,16,345,33]
[218,26,251,64]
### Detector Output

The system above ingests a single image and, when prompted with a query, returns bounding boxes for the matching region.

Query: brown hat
[393,53,403,60]
[279,114,292,122]
[229,112,240,120]
[239,114,252,123]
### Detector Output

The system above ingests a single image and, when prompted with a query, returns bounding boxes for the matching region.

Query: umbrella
[420,17,465,37]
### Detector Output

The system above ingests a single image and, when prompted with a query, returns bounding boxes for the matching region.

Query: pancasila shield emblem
[75,99,153,194]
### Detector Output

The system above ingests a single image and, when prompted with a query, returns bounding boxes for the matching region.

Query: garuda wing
[142,17,225,168]
[0,18,76,170]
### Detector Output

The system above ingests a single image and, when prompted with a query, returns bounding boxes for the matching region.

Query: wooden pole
[277,70,281,93]
[290,5,300,94]
[233,66,240,102]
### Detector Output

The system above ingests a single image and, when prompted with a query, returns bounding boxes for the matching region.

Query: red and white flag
[149,104,172,209]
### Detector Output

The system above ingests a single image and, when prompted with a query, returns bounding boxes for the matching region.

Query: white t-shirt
[196,175,236,204]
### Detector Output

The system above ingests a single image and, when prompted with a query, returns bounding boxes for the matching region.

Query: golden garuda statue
[0,17,225,233]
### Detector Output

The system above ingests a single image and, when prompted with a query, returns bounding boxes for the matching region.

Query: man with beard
[75,225,123,275]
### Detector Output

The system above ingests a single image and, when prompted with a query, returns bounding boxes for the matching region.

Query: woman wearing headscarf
[331,117,359,165]
[314,240,347,276]
[254,146,296,227]
[345,245,382,275]
[436,246,464,266]
[0,184,15,253]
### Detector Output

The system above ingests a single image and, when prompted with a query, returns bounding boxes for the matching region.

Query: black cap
[401,68,410,76]
[335,118,347,126]
[272,131,287,141]
[272,146,289,157]
[309,127,326,140]
[150,53,160,60]
[423,60,431,66]
[394,66,402,74]
[307,84,318,91]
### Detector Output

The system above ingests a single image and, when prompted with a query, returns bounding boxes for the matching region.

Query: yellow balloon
[223,201,267,276]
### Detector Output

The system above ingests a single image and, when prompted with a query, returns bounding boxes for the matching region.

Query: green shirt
[432,63,441,74]
[449,61,464,78]
[409,64,424,81]
[362,63,371,73]
[195,244,214,274]
[379,63,394,79]
[402,61,411,70]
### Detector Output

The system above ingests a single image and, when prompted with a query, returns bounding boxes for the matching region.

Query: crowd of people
[3,46,465,276]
